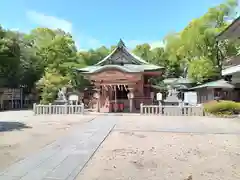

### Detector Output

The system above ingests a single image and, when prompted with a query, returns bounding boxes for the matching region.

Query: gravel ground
[114,116,240,133]
[77,116,240,180]
[0,111,96,170]
[1,113,240,180]
[77,131,240,180]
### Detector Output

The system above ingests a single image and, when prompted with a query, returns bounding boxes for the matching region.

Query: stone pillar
[114,85,117,112]
[128,87,134,113]
[94,87,101,112]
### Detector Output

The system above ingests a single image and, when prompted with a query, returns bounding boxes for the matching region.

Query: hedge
[204,100,240,117]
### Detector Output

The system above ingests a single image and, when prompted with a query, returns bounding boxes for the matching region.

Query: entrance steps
[84,112,141,116]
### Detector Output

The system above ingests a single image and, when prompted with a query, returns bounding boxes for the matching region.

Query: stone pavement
[0,116,116,180]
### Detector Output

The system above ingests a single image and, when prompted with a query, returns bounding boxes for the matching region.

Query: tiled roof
[76,64,162,74]
[173,78,193,84]
[222,64,240,76]
[163,78,178,84]
[216,16,240,40]
[189,79,235,89]
[163,78,193,85]
[76,39,163,73]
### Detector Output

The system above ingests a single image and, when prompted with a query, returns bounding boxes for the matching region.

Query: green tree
[163,0,238,82]
[163,33,184,78]
[36,68,71,104]
[0,27,21,87]
[149,47,166,66]
[31,28,84,102]
[188,57,219,83]
[133,43,151,61]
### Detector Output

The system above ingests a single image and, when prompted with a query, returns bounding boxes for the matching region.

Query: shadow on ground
[0,121,32,132]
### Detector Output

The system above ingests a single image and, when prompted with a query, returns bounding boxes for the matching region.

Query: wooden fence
[33,103,84,115]
[140,103,204,116]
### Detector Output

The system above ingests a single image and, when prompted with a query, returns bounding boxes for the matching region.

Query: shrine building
[76,39,164,112]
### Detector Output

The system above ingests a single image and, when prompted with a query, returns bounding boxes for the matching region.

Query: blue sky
[0,0,230,50]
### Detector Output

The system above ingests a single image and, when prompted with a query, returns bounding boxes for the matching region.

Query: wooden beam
[94,82,136,86]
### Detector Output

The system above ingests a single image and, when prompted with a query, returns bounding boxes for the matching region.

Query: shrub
[204,100,240,116]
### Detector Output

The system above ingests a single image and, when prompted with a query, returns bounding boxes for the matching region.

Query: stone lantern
[127,91,134,99]
[79,92,84,102]
[93,92,100,99]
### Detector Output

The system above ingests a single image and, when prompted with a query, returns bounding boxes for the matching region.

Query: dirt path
[0,117,116,180]
[0,112,96,170]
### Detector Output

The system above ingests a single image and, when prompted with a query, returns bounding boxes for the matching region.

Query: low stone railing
[33,103,84,115]
[140,103,204,116]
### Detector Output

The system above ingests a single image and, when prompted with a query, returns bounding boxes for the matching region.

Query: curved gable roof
[96,39,148,65]
[76,39,163,74]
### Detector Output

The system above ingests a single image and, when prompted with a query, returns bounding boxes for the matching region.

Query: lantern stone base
[53,99,68,105]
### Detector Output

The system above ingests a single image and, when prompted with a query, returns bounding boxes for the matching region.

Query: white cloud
[26,10,72,33]
[9,28,20,32]
[150,41,165,49]
[25,10,102,50]
[2,26,27,33]
[74,39,81,50]
[75,34,102,50]
[25,10,165,51]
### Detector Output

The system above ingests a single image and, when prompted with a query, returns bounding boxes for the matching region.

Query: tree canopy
[0,0,239,103]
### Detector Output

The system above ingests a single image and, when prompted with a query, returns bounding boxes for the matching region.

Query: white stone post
[33,103,36,115]
[114,86,117,112]
[94,89,100,112]
[127,88,134,113]
[157,92,162,115]
[81,102,84,114]
[49,103,52,115]
[140,103,143,114]
[158,101,162,115]
[65,103,68,114]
